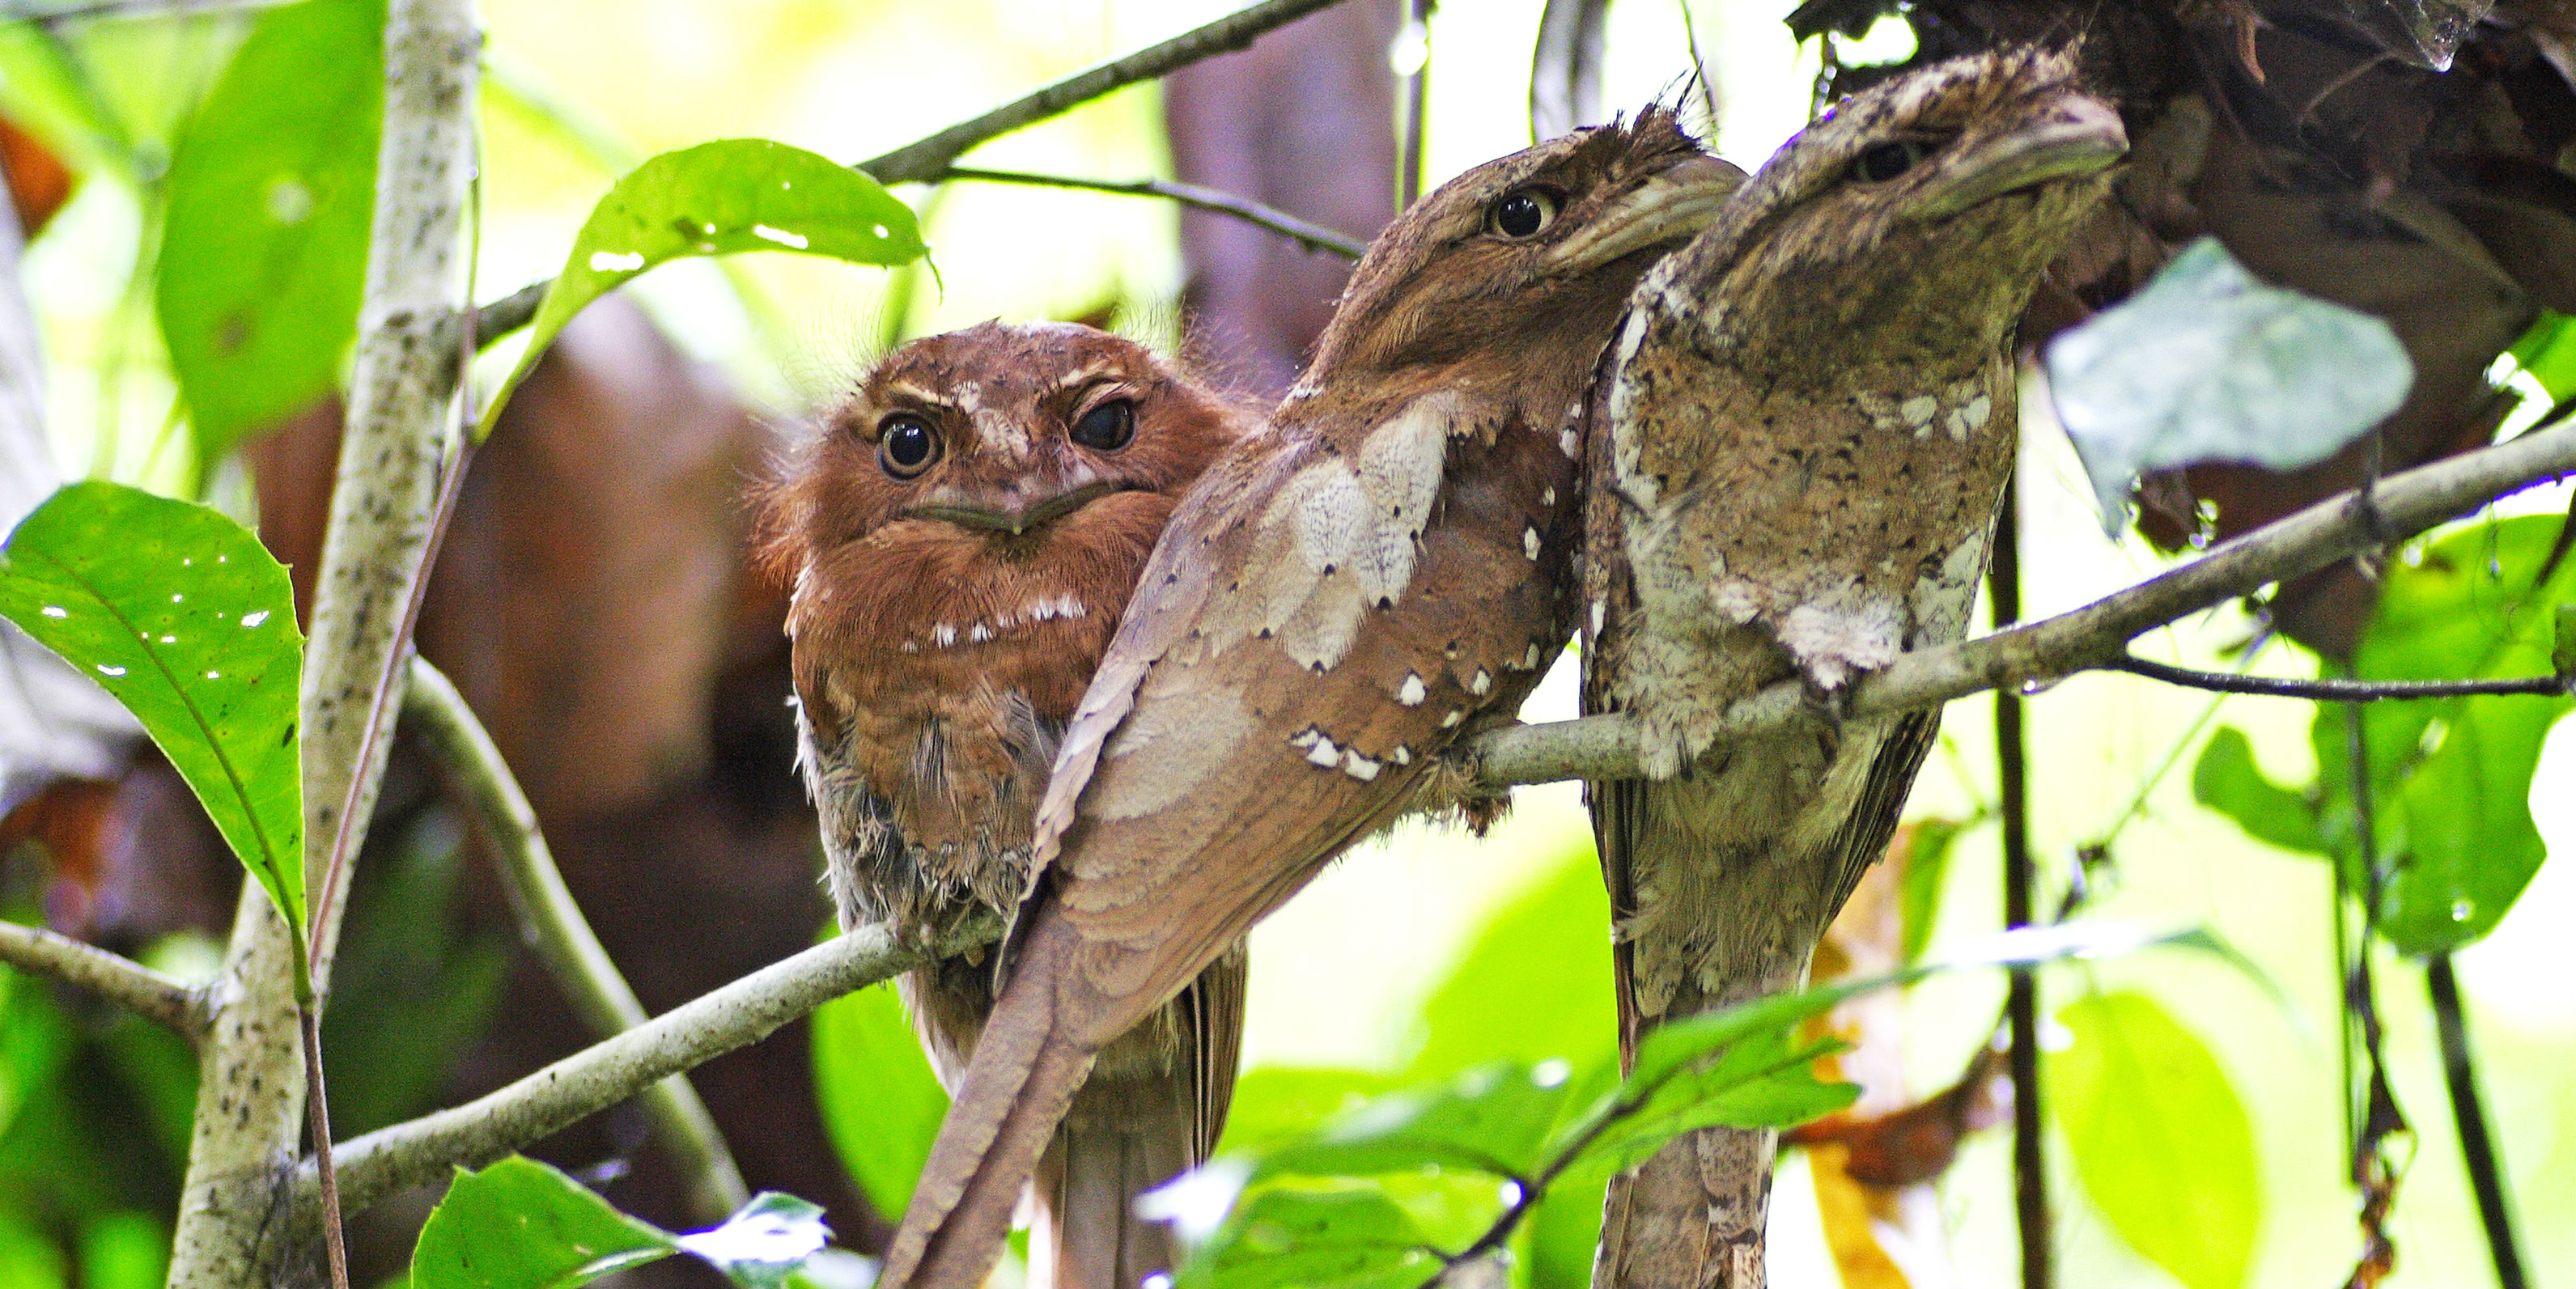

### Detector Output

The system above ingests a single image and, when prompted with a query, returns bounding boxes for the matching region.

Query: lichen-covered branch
[1452,418,2576,788]
[167,2,480,1284]
[0,921,204,1038]
[299,914,996,1228]
[401,657,749,1223]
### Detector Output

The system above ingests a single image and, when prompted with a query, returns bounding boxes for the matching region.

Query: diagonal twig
[940,167,1365,259]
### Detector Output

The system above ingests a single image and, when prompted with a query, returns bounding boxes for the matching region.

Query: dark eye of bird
[878,414,940,477]
[1488,186,1562,239]
[1071,399,1136,452]
[1852,140,1925,183]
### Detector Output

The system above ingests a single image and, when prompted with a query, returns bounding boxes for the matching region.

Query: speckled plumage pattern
[1580,51,2124,1287]
[875,113,1750,1289]
[760,321,1253,1288]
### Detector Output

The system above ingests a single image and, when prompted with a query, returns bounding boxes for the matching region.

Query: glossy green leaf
[0,483,305,949]
[2510,309,2576,402]
[1177,1186,1440,1289]
[671,1194,832,1289]
[156,0,383,470]
[2192,727,2328,855]
[811,979,947,1218]
[1567,1028,1854,1178]
[1258,1061,1581,1182]
[1216,1067,1397,1160]
[2046,238,2413,532]
[410,1157,672,1289]
[2050,991,2260,1289]
[2352,519,2574,952]
[1407,847,1617,1081]
[481,139,924,439]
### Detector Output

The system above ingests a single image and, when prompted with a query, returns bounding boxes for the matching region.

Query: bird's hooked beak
[1547,155,1747,273]
[909,480,1129,536]
[1910,92,2127,220]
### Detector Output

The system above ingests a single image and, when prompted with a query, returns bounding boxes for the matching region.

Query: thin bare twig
[1529,0,1608,140]
[401,656,749,1223]
[2112,655,2570,701]
[0,920,203,1037]
[2426,953,2527,1289]
[940,167,1365,259]
[859,0,1356,186]
[1451,420,2576,789]
[1990,475,2050,1289]
[467,0,1361,348]
[298,913,997,1228]
[1,0,289,21]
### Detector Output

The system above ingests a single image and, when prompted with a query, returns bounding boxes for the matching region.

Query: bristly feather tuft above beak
[1547,155,1746,273]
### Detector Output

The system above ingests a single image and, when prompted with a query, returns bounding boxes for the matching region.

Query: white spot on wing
[1397,672,1427,706]
[1307,734,1341,766]
[1342,748,1381,780]
[1470,669,1492,696]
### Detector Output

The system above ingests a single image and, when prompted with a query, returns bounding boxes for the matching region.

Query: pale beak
[1911,94,2127,220]
[1547,155,1748,273]
[910,481,1128,536]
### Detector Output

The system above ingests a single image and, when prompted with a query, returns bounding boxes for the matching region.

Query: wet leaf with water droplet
[481,139,925,440]
[158,0,383,473]
[0,481,307,948]
[2043,239,2412,534]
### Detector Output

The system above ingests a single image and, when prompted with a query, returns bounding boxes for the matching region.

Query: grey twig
[1450,420,2576,788]
[0,920,204,1038]
[940,167,1365,260]
[400,657,749,1223]
[467,0,1360,349]
[299,914,997,1228]
[2111,655,2571,701]
[857,0,1356,185]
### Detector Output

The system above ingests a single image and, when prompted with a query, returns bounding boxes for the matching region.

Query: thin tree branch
[1528,0,1607,140]
[167,2,479,1284]
[859,0,1355,185]
[2111,655,2570,701]
[0,920,204,1037]
[2426,953,2527,1289]
[400,656,749,1223]
[0,0,289,21]
[466,0,1360,348]
[1450,419,2576,788]
[299,913,998,1229]
[939,167,1365,259]
[1991,476,2051,1289]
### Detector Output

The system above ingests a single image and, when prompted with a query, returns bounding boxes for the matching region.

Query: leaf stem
[1991,473,2051,1289]
[299,1005,351,1289]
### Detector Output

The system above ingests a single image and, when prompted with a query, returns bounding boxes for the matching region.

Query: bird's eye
[1487,186,1562,239]
[877,414,940,477]
[1070,399,1136,452]
[1852,140,1927,183]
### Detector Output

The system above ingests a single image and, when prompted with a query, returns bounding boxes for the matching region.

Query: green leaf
[410,1157,673,1289]
[2191,727,2328,855]
[1896,817,1969,964]
[2510,309,2576,402]
[670,1194,833,1289]
[1177,1185,1440,1289]
[481,139,924,439]
[156,0,384,470]
[0,483,305,950]
[1568,1028,1855,1178]
[2045,238,2413,532]
[1216,1067,1397,1160]
[1406,846,1617,1083]
[74,1213,168,1289]
[2050,991,2260,1289]
[1257,1061,1581,1183]
[2352,518,2574,952]
[811,979,947,1218]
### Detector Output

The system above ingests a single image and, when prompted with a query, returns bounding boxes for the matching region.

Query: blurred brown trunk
[1164,0,1398,399]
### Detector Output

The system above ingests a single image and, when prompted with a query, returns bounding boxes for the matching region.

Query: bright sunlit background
[15,0,2574,1284]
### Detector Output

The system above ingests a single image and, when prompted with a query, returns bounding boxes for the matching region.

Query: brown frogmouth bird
[761,321,1253,1287]
[872,114,1746,1289]
[1579,51,2124,1286]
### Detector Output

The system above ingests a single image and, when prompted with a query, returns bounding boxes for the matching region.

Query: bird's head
[762,321,1250,696]
[1662,49,2124,385]
[1303,107,1744,395]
